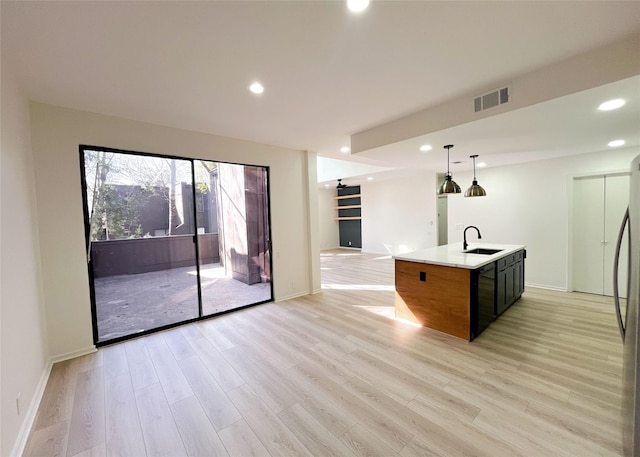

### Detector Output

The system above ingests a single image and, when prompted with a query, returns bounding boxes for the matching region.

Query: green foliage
[91,185,152,240]
[85,151,219,242]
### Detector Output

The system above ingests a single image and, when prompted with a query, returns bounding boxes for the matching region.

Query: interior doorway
[80,146,272,345]
[434,173,449,246]
[572,173,629,297]
[437,194,448,246]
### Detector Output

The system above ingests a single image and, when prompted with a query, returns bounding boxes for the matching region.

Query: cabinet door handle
[613,207,629,342]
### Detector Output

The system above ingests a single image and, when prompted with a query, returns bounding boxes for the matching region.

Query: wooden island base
[394,244,525,341]
[394,260,471,340]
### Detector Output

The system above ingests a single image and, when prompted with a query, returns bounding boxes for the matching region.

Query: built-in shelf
[335,186,362,248]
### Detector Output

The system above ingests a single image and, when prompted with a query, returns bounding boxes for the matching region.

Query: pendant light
[464,154,487,197]
[437,144,461,195]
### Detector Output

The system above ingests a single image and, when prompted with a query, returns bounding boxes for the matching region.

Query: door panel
[572,176,605,295]
[603,174,630,297]
[573,174,630,297]
[197,161,272,316]
[83,150,200,343]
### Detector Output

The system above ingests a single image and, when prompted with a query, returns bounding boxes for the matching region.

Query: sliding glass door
[196,161,272,316]
[81,147,272,345]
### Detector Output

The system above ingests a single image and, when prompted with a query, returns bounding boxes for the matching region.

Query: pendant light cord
[445,145,453,176]
[470,154,479,180]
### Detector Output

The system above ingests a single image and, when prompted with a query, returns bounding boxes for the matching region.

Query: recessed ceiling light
[347,0,369,13]
[598,99,625,111]
[249,82,264,94]
[419,144,432,152]
[476,162,487,168]
[324,184,330,188]
[340,146,350,153]
[608,139,625,147]
[367,177,373,181]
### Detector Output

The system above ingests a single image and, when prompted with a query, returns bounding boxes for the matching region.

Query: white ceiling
[352,75,640,174]
[3,1,640,183]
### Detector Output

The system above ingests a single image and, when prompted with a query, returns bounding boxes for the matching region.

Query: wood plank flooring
[23,249,624,456]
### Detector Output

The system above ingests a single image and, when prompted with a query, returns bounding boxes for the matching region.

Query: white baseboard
[525,283,568,292]
[275,290,310,302]
[10,360,53,457]
[11,345,97,456]
[50,345,97,364]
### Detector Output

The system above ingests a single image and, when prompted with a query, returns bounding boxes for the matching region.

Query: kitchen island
[394,243,526,341]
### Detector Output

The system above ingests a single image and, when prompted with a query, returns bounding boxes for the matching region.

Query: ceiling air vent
[474,85,510,113]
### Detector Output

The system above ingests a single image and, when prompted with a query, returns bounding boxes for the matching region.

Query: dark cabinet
[470,262,496,341]
[495,249,525,316]
[472,249,526,339]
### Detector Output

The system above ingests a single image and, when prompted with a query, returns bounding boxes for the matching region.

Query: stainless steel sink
[463,248,503,255]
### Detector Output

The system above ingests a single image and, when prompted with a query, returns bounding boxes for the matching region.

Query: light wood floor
[24,249,624,456]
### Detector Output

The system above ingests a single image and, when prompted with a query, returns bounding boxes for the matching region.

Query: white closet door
[603,174,630,297]
[573,176,605,295]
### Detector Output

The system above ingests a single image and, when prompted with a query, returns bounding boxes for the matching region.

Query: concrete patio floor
[94,263,271,341]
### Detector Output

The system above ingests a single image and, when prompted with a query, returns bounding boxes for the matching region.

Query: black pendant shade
[437,145,461,195]
[464,155,486,197]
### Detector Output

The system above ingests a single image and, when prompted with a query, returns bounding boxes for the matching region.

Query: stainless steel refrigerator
[614,153,640,456]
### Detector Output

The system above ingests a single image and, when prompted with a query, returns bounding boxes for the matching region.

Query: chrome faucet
[463,226,482,250]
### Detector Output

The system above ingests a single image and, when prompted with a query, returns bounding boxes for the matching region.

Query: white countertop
[393,243,526,269]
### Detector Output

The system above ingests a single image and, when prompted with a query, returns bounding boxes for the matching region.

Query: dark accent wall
[338,185,362,248]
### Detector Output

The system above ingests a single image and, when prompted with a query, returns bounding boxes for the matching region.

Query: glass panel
[195,161,272,316]
[83,150,200,342]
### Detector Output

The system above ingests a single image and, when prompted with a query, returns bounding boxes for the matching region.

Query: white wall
[304,152,321,294]
[447,147,640,290]
[361,173,438,255]
[1,68,49,456]
[318,187,340,250]
[29,103,316,359]
[319,173,439,255]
